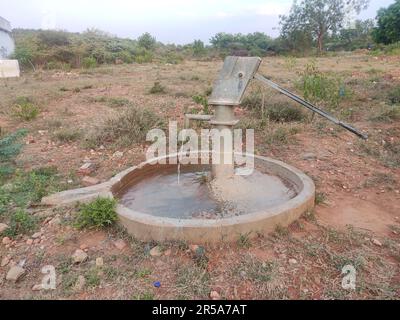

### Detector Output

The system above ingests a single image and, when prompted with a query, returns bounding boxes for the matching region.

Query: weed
[86,106,165,147]
[106,97,131,108]
[388,86,400,105]
[134,292,155,300]
[13,97,39,121]
[0,129,27,182]
[2,209,38,237]
[82,57,97,69]
[235,254,275,283]
[267,103,305,122]
[192,94,210,114]
[54,128,82,142]
[370,106,400,122]
[274,225,289,238]
[315,192,327,205]
[175,264,210,299]
[149,82,166,94]
[237,232,252,248]
[85,268,101,288]
[75,197,117,229]
[135,268,152,278]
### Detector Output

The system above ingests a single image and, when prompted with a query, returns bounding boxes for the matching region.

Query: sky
[0,0,396,44]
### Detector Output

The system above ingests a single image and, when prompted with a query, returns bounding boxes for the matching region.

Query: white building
[0,16,15,58]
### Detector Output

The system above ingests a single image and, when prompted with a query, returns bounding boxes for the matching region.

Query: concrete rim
[112,152,315,243]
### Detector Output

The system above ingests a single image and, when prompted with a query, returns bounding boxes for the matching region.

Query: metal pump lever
[253,73,368,140]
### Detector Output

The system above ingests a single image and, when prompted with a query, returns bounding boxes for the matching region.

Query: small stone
[72,249,88,264]
[114,239,127,250]
[32,232,42,239]
[289,258,298,265]
[80,244,88,250]
[210,291,221,300]
[26,239,34,245]
[77,162,96,176]
[1,256,11,267]
[96,257,104,267]
[82,176,100,187]
[112,151,124,159]
[74,275,86,291]
[149,246,163,257]
[2,237,11,245]
[6,266,26,282]
[49,217,61,226]
[302,153,317,160]
[0,223,9,233]
[372,238,382,247]
[278,267,285,273]
[32,284,43,291]
[164,249,172,256]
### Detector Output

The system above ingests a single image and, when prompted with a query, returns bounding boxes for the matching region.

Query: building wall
[0,31,15,58]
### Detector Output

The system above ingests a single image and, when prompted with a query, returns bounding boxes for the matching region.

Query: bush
[82,57,98,69]
[388,87,400,105]
[75,197,117,229]
[54,128,82,142]
[2,209,37,237]
[12,97,39,121]
[370,106,400,122]
[192,94,210,114]
[267,104,305,122]
[149,82,166,94]
[0,129,27,182]
[86,106,165,147]
[296,61,345,109]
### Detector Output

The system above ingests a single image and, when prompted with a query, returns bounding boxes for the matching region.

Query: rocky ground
[0,52,399,299]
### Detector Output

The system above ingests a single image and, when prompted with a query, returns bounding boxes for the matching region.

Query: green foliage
[12,97,39,121]
[82,57,97,69]
[75,197,117,229]
[0,129,27,182]
[192,94,210,114]
[54,128,82,142]
[86,105,165,147]
[192,40,206,57]
[296,61,346,108]
[370,106,400,122]
[388,86,400,104]
[137,32,156,51]
[279,0,370,53]
[267,104,305,122]
[210,32,275,56]
[2,209,37,237]
[149,82,166,94]
[373,0,400,45]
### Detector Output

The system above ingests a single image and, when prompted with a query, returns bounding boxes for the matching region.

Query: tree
[137,32,156,51]
[192,40,206,56]
[373,0,400,45]
[280,0,370,53]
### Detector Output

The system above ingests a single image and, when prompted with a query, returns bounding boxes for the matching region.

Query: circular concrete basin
[111,153,315,243]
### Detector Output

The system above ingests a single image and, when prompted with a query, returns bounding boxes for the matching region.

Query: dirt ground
[0,52,399,300]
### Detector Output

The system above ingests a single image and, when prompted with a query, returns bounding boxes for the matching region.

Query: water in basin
[119,169,297,219]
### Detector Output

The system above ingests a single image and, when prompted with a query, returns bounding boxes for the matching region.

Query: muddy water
[120,170,297,219]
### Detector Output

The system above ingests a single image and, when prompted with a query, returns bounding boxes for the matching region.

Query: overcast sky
[1,0,395,44]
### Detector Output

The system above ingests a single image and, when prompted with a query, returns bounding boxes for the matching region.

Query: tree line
[11,0,400,70]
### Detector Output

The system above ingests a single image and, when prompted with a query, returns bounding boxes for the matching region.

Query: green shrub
[54,128,82,142]
[86,106,165,147]
[106,97,131,108]
[370,106,400,122]
[2,209,37,237]
[82,57,97,69]
[192,94,210,114]
[13,97,39,121]
[149,82,166,94]
[0,129,27,182]
[267,104,305,122]
[75,197,117,229]
[296,61,345,109]
[388,87,400,105]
